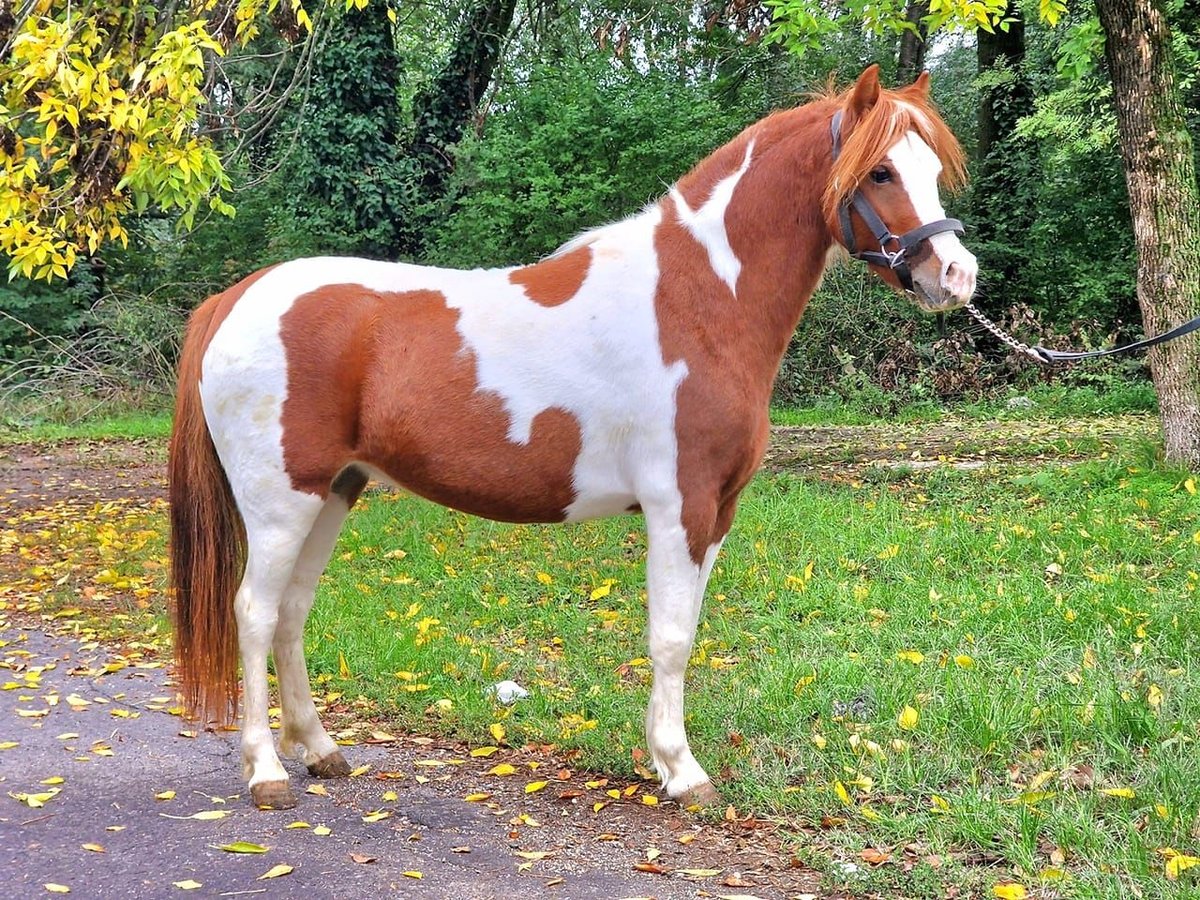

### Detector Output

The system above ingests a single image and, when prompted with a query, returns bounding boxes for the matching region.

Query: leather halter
[830,110,964,292]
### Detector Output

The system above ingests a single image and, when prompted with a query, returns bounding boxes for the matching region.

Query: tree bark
[895,0,930,85]
[976,1,1028,162]
[973,1,1034,295]
[1094,0,1200,468]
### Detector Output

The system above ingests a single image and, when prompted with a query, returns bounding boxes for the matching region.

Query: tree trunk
[976,1,1027,161]
[410,0,518,198]
[973,1,1033,295]
[1094,0,1200,468]
[895,0,930,85]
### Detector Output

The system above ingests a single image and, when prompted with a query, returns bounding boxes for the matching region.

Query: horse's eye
[870,167,892,184]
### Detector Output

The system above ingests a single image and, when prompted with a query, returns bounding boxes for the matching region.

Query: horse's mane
[821,82,967,220]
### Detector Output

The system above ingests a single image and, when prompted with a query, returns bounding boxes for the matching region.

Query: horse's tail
[169,298,245,726]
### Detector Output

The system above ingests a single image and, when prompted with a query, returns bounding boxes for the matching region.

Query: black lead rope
[828,110,1200,365]
[964,300,1200,366]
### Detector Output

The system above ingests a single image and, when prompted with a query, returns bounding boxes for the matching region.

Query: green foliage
[0,265,97,361]
[425,58,755,267]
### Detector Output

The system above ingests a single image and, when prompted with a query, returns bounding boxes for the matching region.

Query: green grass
[0,410,172,443]
[303,454,1198,898]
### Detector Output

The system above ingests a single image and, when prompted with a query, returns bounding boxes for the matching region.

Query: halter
[830,110,965,293]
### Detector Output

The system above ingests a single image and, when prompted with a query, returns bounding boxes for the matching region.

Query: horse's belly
[361,458,636,525]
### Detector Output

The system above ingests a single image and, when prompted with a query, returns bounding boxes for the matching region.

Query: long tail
[169,299,245,725]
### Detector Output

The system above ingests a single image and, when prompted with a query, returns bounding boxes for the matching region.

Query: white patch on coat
[886,132,978,299]
[668,139,754,297]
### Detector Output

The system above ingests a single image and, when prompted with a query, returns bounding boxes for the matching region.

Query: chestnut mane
[822,83,967,222]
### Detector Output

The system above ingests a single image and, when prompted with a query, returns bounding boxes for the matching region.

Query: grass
[299,454,1197,898]
[0,410,172,444]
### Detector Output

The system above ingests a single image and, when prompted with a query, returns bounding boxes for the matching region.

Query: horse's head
[825,66,976,313]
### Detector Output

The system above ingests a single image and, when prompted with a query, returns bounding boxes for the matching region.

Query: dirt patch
[763,415,1157,473]
[0,414,1159,511]
[0,438,166,510]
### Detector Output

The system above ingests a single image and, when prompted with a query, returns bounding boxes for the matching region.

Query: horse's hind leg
[236,504,322,810]
[274,470,367,778]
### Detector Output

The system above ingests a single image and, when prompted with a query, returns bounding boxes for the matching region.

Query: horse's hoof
[678,780,720,809]
[307,749,352,778]
[251,780,297,810]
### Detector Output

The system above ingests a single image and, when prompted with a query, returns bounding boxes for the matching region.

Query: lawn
[3,407,1197,898]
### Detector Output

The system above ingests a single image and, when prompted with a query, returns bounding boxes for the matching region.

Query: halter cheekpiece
[830,110,965,292]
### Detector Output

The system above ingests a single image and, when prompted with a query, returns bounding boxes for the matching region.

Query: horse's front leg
[643,503,726,807]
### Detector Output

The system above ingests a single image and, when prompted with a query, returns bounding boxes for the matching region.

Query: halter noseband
[830,110,964,293]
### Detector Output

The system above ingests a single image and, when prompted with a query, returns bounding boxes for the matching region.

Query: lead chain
[963,300,1045,363]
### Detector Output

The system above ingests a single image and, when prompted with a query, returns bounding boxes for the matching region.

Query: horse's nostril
[945,261,962,281]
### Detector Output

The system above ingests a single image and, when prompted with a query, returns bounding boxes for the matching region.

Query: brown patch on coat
[508,245,593,307]
[278,287,582,522]
[169,265,276,726]
[652,104,853,563]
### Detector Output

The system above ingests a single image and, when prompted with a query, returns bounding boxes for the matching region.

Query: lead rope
[962,300,1045,363]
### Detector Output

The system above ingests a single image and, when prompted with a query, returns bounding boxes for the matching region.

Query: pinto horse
[169,65,977,810]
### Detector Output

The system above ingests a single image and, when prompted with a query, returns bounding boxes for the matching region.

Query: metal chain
[963,300,1045,363]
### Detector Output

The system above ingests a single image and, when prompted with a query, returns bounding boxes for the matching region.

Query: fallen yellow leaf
[80,843,104,853]
[172,880,202,890]
[992,884,1027,899]
[488,763,516,776]
[259,864,294,879]
[470,746,499,758]
[834,780,852,805]
[897,705,919,731]
[402,871,423,879]
[44,885,70,894]
[525,781,548,794]
[217,842,269,854]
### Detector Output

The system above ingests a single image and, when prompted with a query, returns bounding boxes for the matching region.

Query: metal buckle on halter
[879,237,906,269]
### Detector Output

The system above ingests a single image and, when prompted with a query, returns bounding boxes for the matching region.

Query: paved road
[1,626,814,900]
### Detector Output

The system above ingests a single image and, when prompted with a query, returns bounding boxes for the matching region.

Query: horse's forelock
[823,89,967,220]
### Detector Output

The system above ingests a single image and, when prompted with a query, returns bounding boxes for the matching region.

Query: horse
[168,64,977,810]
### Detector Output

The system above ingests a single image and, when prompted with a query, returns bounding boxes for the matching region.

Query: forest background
[1,0,1197,422]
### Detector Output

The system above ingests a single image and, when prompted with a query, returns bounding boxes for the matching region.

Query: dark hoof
[251,780,297,810]
[307,749,352,778]
[678,780,720,809]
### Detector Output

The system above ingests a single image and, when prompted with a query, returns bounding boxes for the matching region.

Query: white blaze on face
[886,131,978,302]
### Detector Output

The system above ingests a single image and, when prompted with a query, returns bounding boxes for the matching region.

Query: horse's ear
[849,64,882,115]
[910,70,931,96]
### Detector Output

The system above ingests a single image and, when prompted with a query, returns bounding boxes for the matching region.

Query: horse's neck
[654,107,836,391]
